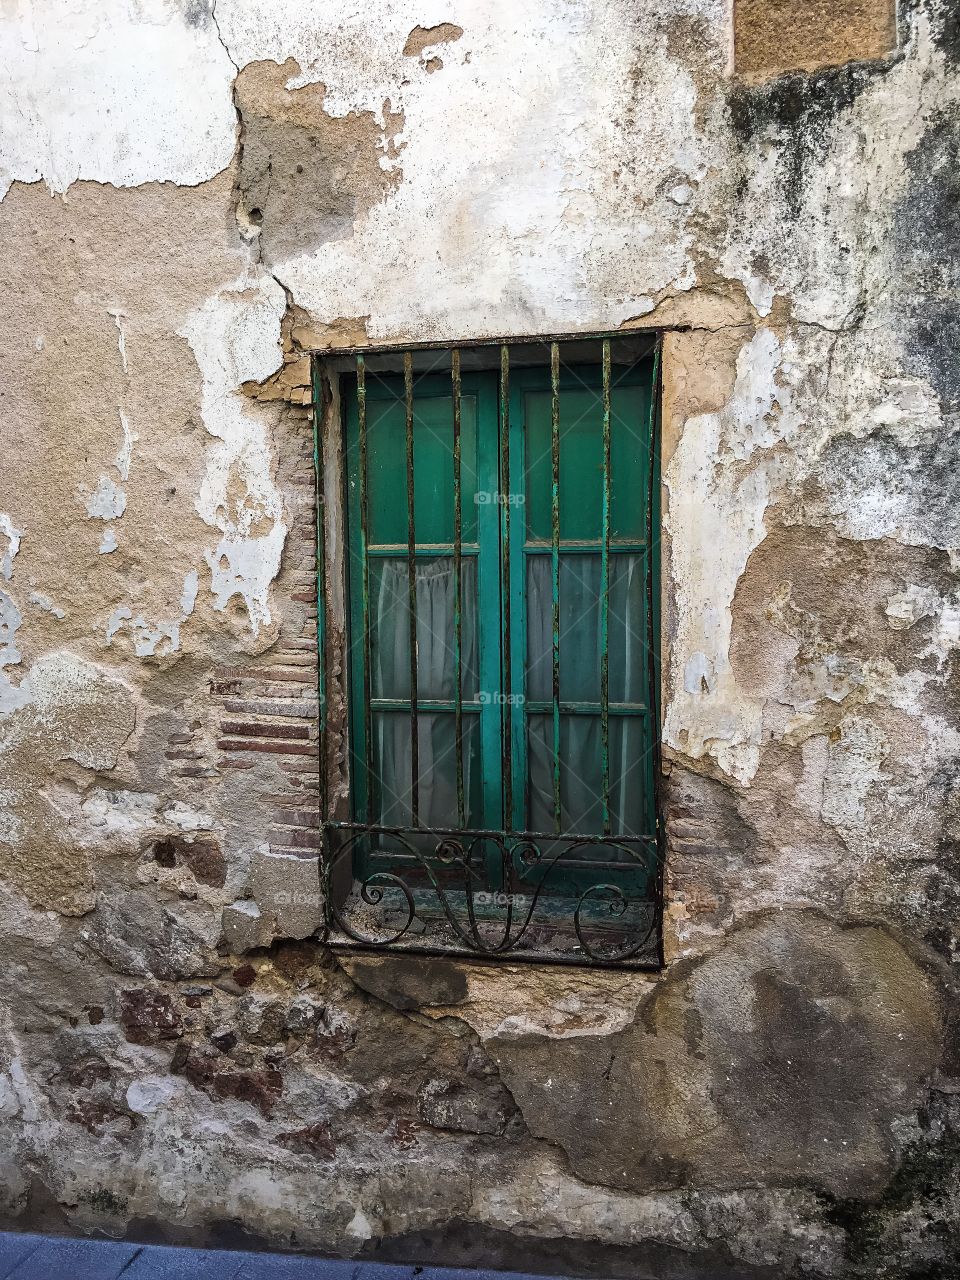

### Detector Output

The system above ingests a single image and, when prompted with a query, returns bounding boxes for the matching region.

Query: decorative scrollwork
[321,823,662,967]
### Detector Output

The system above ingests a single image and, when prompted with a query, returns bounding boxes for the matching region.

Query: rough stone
[489,913,945,1200]
[342,956,469,1011]
[734,0,898,79]
[0,1,957,1274]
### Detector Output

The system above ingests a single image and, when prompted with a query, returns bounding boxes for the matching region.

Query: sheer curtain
[526,553,645,835]
[371,558,477,827]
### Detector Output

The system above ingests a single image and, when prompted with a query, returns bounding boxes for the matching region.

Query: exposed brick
[217,739,315,756]
[258,669,315,684]
[220,721,311,741]
[223,699,316,718]
[265,653,315,667]
[268,845,320,859]
[210,679,243,696]
[281,829,323,849]
[273,808,321,827]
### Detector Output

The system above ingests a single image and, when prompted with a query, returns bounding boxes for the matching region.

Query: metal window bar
[317,332,663,969]
[404,351,420,826]
[452,349,465,828]
[357,354,375,824]
[600,337,611,836]
[311,357,328,822]
[550,342,562,834]
[499,344,513,830]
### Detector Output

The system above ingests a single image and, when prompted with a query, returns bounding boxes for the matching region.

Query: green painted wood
[506,357,656,884]
[341,351,658,894]
[600,338,611,835]
[344,368,499,837]
[550,344,562,834]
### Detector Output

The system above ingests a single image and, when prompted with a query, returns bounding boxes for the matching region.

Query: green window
[324,338,661,965]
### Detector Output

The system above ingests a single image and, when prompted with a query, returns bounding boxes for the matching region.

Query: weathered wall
[0,0,958,1276]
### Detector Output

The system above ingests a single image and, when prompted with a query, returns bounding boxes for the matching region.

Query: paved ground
[0,1233,562,1280]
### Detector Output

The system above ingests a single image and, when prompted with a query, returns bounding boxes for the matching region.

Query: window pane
[609,385,649,541]
[527,713,649,837]
[608,716,649,835]
[607,554,647,704]
[370,557,478,700]
[525,553,645,703]
[366,394,478,546]
[524,384,647,543]
[372,710,481,827]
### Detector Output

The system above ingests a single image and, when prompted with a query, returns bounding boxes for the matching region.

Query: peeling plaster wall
[0,1,959,1277]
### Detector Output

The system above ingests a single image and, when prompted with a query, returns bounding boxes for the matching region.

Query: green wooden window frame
[318,337,662,966]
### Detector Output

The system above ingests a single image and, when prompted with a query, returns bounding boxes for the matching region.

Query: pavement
[0,1233,565,1280]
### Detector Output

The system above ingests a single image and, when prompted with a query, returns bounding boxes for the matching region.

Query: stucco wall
[0,1,958,1276]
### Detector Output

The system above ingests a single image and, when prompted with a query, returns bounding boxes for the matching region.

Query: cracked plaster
[0,0,957,1276]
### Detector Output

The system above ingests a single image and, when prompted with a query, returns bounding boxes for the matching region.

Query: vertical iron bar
[499,344,512,830]
[404,351,420,826]
[452,349,464,828]
[357,355,374,824]
[311,356,327,824]
[645,337,664,967]
[550,342,562,834]
[600,339,612,836]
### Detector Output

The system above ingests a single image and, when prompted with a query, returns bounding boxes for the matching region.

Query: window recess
[313,333,663,968]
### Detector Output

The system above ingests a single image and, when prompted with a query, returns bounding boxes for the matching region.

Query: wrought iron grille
[313,333,663,968]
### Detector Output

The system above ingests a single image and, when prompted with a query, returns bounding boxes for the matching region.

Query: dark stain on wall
[727,58,895,215]
[488,912,945,1199]
[893,106,960,414]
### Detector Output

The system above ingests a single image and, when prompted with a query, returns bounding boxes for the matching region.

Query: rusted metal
[600,337,612,836]
[645,335,665,970]
[550,341,562,833]
[357,354,375,823]
[452,348,465,827]
[404,351,420,825]
[325,334,661,968]
[311,356,327,822]
[323,821,661,967]
[499,343,512,829]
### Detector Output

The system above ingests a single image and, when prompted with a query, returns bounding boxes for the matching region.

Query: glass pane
[527,714,649,837]
[525,554,551,703]
[524,384,647,543]
[373,710,481,827]
[525,553,644,703]
[608,554,647,704]
[610,384,650,542]
[366,394,478,546]
[363,399,401,546]
[370,557,478,700]
[609,716,649,836]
